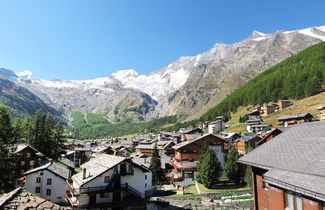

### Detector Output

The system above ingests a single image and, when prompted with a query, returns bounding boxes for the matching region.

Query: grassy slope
[225,91,325,132]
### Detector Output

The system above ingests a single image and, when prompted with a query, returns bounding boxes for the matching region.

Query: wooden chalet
[277,113,313,127]
[167,133,227,186]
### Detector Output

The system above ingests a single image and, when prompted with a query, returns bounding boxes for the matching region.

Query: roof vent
[83,168,87,179]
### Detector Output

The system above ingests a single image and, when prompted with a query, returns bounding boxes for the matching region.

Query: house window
[104,176,109,183]
[128,164,133,172]
[36,177,41,183]
[30,160,35,166]
[47,178,52,185]
[184,172,194,180]
[285,191,302,210]
[145,183,147,188]
[46,189,51,195]
[145,175,147,180]
[285,191,294,210]
[20,170,25,174]
[100,192,109,198]
[35,187,40,193]
[26,153,31,158]
[21,161,25,166]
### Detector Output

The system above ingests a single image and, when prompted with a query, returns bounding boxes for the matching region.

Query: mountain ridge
[3,25,325,122]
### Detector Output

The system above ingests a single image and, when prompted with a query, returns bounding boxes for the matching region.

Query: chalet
[14,143,48,176]
[65,154,153,209]
[246,119,262,133]
[277,99,292,110]
[135,140,174,157]
[233,135,261,155]
[208,117,226,134]
[239,121,325,210]
[317,105,325,120]
[245,110,261,119]
[219,132,241,144]
[260,104,276,117]
[158,131,181,143]
[256,128,283,146]
[58,157,76,175]
[24,161,70,204]
[250,124,272,134]
[179,127,203,142]
[168,133,227,186]
[64,148,92,166]
[277,113,313,127]
[111,145,131,157]
[0,187,66,209]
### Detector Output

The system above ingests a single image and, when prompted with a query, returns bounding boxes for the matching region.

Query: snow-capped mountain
[11,25,325,120]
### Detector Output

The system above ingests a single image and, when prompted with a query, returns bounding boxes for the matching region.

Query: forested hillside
[200,41,325,121]
[68,111,178,139]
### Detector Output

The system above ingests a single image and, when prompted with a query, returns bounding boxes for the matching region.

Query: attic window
[104,176,109,183]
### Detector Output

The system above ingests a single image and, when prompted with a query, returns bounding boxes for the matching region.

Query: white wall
[76,161,153,206]
[41,170,67,203]
[25,170,42,195]
[25,169,67,204]
[120,164,153,198]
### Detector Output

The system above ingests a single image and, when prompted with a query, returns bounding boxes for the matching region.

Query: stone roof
[239,121,325,199]
[264,169,325,201]
[14,143,44,157]
[0,187,67,209]
[72,154,126,186]
[173,133,224,150]
[58,158,75,169]
[277,113,312,120]
[25,161,70,180]
[250,124,271,128]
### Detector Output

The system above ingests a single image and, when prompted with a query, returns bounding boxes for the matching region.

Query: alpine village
[1,13,325,210]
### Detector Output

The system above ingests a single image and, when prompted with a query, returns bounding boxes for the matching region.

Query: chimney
[83,168,87,179]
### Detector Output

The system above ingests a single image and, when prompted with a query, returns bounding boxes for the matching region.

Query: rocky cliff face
[12,25,325,121]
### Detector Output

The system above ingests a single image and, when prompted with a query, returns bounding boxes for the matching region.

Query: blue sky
[0,0,324,80]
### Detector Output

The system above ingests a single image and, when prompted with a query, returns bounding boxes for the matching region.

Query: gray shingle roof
[239,121,325,197]
[72,154,126,186]
[277,113,312,120]
[24,162,70,180]
[173,133,224,150]
[264,169,325,201]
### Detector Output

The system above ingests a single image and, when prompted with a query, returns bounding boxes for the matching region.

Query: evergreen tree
[224,147,246,184]
[52,122,65,159]
[244,146,253,187]
[197,148,222,188]
[149,144,163,185]
[0,105,16,191]
[12,118,23,143]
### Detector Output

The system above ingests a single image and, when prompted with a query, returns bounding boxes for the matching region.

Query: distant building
[250,124,272,134]
[277,99,292,110]
[24,161,70,204]
[208,117,226,134]
[233,135,261,155]
[260,104,276,117]
[256,128,283,146]
[317,105,325,120]
[277,113,313,127]
[13,143,48,177]
[245,110,261,120]
[239,121,325,210]
[246,119,262,133]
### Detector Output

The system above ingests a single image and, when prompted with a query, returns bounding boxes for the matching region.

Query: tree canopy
[196,148,222,188]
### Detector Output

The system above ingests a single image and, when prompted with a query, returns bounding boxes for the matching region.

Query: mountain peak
[111,69,139,81]
[16,70,33,81]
